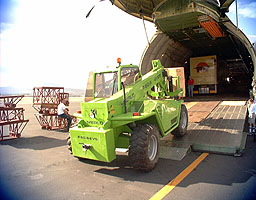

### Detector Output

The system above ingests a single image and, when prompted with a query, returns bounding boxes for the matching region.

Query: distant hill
[0,87,85,97]
[0,87,31,96]
[65,88,85,97]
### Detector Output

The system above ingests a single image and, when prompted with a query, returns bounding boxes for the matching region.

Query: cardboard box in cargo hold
[166,67,186,97]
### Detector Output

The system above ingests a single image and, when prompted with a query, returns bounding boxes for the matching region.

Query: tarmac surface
[1,97,256,200]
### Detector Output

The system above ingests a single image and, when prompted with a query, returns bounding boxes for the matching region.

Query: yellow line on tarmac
[185,102,198,110]
[149,153,209,200]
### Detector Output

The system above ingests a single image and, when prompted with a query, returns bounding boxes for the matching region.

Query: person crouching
[58,98,72,132]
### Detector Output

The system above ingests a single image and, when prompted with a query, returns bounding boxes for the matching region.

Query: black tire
[172,104,188,137]
[128,124,160,171]
[66,133,72,153]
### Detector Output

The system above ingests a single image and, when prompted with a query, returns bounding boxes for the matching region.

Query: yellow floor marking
[184,102,198,110]
[149,153,209,200]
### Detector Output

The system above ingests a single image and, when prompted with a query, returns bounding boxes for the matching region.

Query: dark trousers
[58,113,72,130]
[188,85,194,97]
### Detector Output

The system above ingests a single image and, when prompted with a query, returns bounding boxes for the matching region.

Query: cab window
[95,72,118,98]
[121,67,140,87]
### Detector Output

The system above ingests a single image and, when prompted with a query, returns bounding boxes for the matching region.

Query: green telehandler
[67,59,188,171]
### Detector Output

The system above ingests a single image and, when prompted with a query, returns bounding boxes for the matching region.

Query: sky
[227,0,256,42]
[0,0,256,90]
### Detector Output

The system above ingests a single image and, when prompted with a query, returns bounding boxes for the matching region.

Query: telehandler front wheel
[129,124,160,171]
[66,133,72,154]
[172,104,188,137]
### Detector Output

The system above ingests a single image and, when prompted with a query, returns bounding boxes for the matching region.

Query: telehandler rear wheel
[172,104,188,137]
[66,133,72,154]
[129,124,160,171]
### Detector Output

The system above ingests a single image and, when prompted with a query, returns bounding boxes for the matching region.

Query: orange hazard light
[117,57,121,64]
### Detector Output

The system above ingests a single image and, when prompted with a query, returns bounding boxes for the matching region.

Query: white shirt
[248,103,256,117]
[58,103,66,115]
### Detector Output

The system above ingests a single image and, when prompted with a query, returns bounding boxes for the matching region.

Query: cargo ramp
[160,100,247,160]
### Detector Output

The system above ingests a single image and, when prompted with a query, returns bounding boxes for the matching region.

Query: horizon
[0,86,85,96]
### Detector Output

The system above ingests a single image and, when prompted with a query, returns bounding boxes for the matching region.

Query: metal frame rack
[32,87,73,130]
[0,95,29,141]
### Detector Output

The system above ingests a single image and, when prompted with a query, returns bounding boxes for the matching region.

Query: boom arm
[147,60,182,98]
[124,60,183,103]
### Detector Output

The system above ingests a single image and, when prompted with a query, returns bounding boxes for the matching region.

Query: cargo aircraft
[107,0,256,95]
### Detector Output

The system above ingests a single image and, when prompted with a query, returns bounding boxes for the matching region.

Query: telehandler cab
[67,59,188,171]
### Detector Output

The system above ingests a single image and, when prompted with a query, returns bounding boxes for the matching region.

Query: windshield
[121,67,140,87]
[94,72,118,98]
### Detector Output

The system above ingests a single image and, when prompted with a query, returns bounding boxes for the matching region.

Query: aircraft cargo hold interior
[113,0,256,98]
[140,31,254,97]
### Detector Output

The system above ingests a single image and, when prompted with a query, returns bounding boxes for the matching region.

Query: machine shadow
[0,136,67,150]
[77,137,256,187]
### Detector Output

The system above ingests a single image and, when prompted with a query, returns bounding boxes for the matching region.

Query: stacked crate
[0,95,29,141]
[33,87,70,130]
